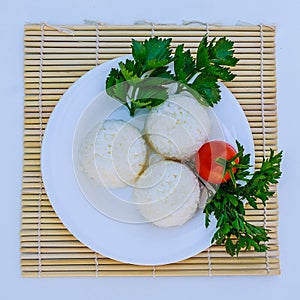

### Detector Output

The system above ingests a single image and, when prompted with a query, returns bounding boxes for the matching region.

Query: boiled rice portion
[145,93,211,161]
[133,160,201,227]
[79,119,147,189]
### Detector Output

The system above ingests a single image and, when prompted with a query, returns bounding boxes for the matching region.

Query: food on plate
[196,140,239,184]
[79,119,147,189]
[133,160,200,227]
[145,94,211,160]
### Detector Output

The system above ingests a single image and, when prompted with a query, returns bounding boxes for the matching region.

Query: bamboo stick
[23,47,274,61]
[21,268,280,277]
[25,24,274,31]
[20,229,73,237]
[20,202,279,213]
[21,241,86,248]
[24,54,275,65]
[24,83,278,94]
[23,99,277,108]
[27,256,271,266]
[21,261,279,273]
[20,212,278,224]
[21,252,279,270]
[24,24,275,37]
[20,249,279,261]
[21,235,78,242]
[20,196,278,206]
[23,88,276,97]
[20,221,279,231]
[24,32,275,41]
[24,37,276,49]
[23,76,276,87]
[23,120,277,130]
[24,26,275,35]
[24,41,275,53]
[22,206,55,212]
[24,76,276,85]
[20,232,278,244]
[23,58,275,68]
[23,72,275,86]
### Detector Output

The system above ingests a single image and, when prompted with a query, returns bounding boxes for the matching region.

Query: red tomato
[195,140,239,184]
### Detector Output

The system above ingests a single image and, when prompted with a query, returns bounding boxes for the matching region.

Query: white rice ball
[133,161,201,227]
[145,93,211,160]
[79,120,147,189]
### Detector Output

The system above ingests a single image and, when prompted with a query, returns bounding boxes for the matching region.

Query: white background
[1,0,299,299]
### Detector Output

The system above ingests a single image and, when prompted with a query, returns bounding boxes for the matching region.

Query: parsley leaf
[190,73,220,106]
[209,37,239,66]
[132,37,173,75]
[105,68,129,104]
[133,84,168,108]
[142,67,175,83]
[241,149,282,208]
[193,35,238,106]
[119,59,139,81]
[174,44,196,83]
[196,35,210,69]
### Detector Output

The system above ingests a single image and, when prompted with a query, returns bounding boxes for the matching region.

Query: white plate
[41,56,254,265]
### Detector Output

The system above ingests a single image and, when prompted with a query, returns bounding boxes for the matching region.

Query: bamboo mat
[21,23,279,277]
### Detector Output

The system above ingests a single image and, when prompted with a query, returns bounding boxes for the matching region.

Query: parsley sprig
[204,141,283,256]
[174,35,238,106]
[106,36,238,116]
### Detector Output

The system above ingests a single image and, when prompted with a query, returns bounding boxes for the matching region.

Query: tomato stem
[185,160,216,198]
[215,157,227,167]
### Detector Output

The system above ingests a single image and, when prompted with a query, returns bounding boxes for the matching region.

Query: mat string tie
[84,19,108,26]
[41,22,74,35]
[182,20,210,37]
[84,20,103,65]
[259,24,266,153]
[152,266,156,278]
[134,20,219,37]
[182,20,220,27]
[207,247,212,277]
[182,20,207,26]
[259,23,271,275]
[135,21,156,37]
[151,23,155,38]
[95,252,99,277]
[37,22,45,278]
[135,20,156,37]
[95,22,100,65]
[134,20,177,26]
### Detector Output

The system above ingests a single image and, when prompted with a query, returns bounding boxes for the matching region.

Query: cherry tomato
[195,140,239,184]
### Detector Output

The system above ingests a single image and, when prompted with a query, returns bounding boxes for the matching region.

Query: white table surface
[1,0,299,299]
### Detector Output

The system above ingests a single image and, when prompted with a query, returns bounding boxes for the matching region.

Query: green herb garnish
[106,36,238,116]
[204,142,283,256]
